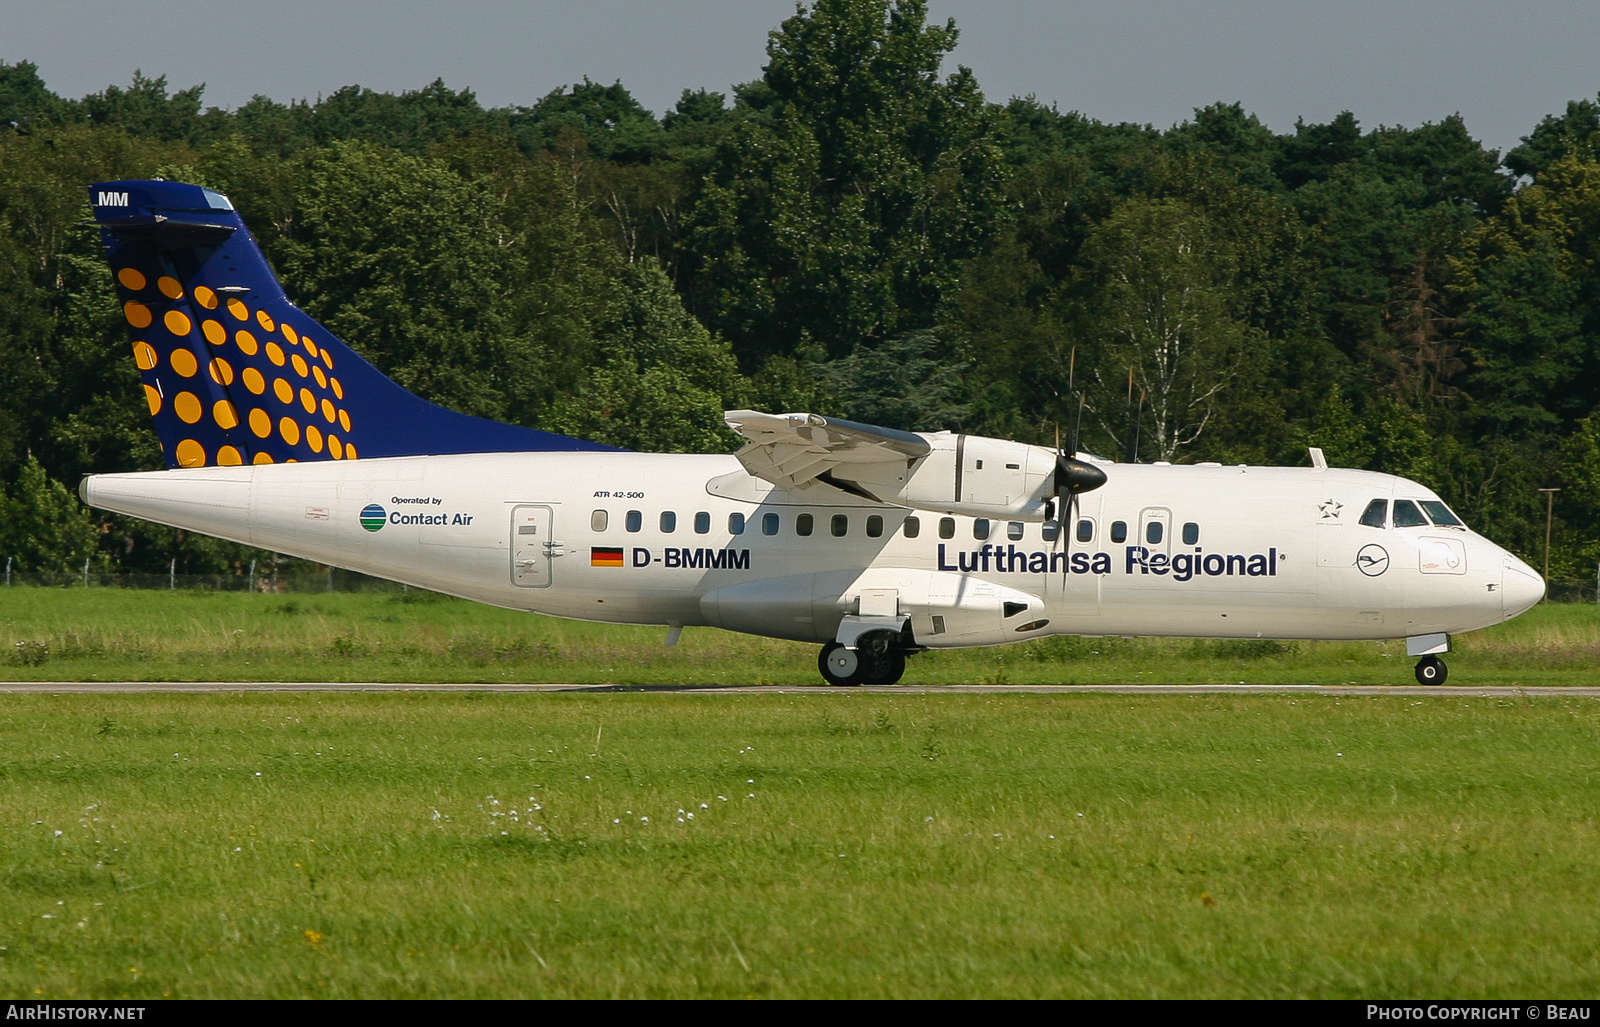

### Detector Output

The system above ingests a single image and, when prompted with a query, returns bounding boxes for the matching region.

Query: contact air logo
[359,503,386,532]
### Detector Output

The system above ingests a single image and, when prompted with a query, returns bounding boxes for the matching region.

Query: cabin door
[510,505,556,588]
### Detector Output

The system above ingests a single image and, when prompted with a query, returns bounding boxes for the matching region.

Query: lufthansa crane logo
[1356,544,1389,577]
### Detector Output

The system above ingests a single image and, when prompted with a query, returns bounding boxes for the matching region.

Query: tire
[1414,655,1448,686]
[819,642,864,686]
[867,649,906,686]
[855,630,905,685]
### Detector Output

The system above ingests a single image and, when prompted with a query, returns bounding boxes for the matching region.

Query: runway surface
[2,681,1598,697]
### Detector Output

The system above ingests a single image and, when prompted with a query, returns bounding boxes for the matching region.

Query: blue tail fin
[90,180,615,468]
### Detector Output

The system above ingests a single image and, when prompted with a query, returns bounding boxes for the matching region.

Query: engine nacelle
[832,432,1060,522]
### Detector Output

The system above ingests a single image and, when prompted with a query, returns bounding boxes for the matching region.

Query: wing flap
[724,410,931,494]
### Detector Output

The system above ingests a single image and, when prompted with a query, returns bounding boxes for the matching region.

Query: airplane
[78,179,1546,687]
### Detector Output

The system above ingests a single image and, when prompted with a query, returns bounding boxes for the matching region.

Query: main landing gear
[1414,655,1448,686]
[819,634,907,687]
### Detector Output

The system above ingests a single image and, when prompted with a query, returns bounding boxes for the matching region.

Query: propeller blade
[1070,393,1085,459]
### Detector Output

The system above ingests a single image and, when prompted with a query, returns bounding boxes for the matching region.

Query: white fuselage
[81,451,1544,648]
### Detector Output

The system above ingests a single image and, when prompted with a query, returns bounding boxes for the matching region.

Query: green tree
[0,458,98,573]
[0,60,60,128]
[819,327,970,431]
[1504,96,1600,181]
[1074,197,1266,461]
[512,79,665,164]
[275,140,617,426]
[685,0,1009,364]
[1455,152,1600,435]
[545,261,749,451]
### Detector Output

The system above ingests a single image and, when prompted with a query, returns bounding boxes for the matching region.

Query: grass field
[2,689,1598,998]
[1,586,1598,685]
[3,590,1597,997]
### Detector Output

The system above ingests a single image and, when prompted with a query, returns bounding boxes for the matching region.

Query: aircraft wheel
[819,642,864,686]
[855,630,905,685]
[864,649,906,686]
[1414,655,1448,686]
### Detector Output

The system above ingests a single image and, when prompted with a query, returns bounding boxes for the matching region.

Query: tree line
[2,0,1599,580]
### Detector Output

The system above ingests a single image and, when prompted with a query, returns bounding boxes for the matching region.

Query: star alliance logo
[1319,498,1343,520]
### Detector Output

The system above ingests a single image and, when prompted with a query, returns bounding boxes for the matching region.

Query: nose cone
[1502,555,1545,619]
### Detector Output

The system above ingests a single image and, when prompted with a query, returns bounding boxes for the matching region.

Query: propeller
[1048,350,1107,590]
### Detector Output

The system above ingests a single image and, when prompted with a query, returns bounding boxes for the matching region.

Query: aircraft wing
[723,410,932,497]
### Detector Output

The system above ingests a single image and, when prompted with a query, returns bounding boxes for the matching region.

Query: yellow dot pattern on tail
[109,269,354,468]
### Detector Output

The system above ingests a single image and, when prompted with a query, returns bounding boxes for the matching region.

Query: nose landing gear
[1414,655,1448,686]
[818,633,907,686]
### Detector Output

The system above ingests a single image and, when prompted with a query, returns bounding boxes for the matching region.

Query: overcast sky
[7,1,1599,158]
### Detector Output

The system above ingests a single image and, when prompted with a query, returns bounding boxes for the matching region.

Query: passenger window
[1359,499,1387,528]
[939,517,956,539]
[694,511,710,534]
[1042,520,1060,542]
[1007,522,1024,541]
[1393,500,1427,528]
[660,511,676,533]
[903,516,920,539]
[762,513,780,536]
[1076,519,1094,543]
[1145,521,1163,544]
[1420,500,1464,527]
[831,514,848,537]
[729,512,746,535]
[1182,522,1199,545]
[974,518,991,541]
[591,510,608,532]
[626,510,642,533]
[796,513,813,537]
[866,515,883,538]
[1110,521,1127,544]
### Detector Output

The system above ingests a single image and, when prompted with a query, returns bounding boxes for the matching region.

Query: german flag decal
[591,546,624,567]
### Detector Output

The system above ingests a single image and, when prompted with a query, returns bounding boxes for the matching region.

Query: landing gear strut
[818,633,906,687]
[1414,654,1448,686]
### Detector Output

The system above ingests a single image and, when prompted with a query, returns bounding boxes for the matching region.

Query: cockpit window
[1359,499,1387,528]
[1392,500,1428,527]
[1419,501,1464,527]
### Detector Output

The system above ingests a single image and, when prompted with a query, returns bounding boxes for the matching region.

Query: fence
[1,558,408,594]
[1544,578,1598,604]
